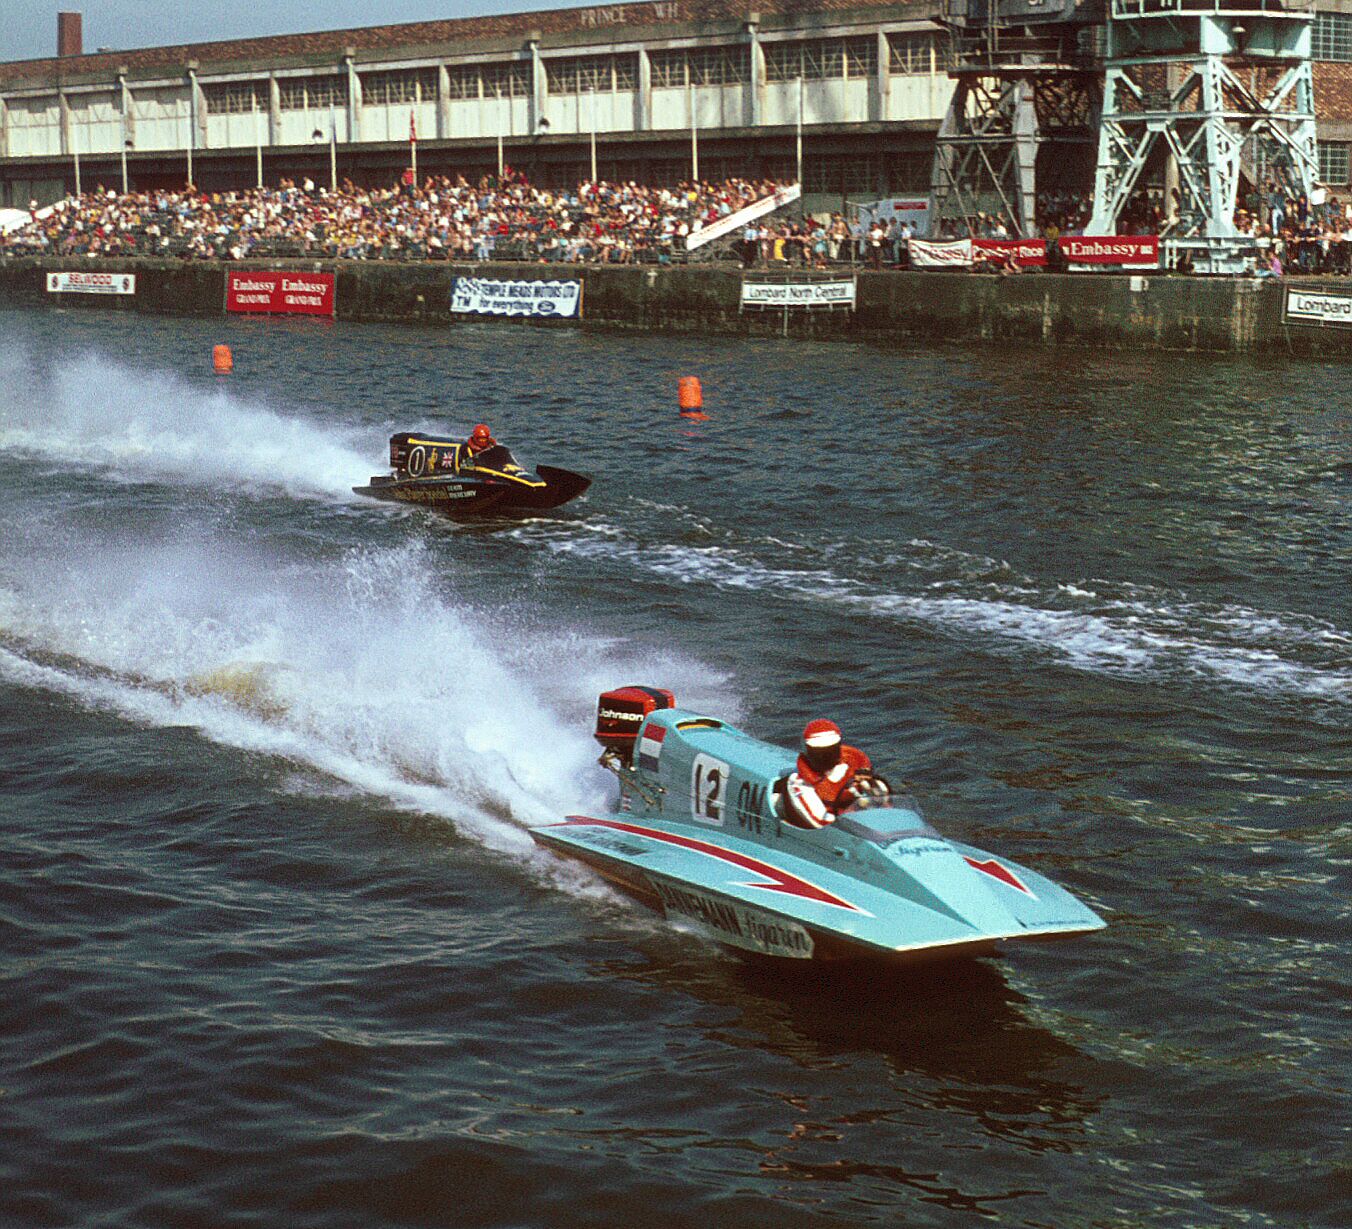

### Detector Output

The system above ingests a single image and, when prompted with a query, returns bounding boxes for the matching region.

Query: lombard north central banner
[226,271,335,316]
[451,277,582,317]
[740,279,857,309]
[47,271,136,295]
[1060,236,1159,268]
[1283,285,1352,328]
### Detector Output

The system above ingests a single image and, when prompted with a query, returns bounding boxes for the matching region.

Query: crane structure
[930,0,1318,271]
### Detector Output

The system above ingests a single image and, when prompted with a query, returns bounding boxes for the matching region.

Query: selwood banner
[47,271,136,295]
[1061,235,1159,268]
[226,271,335,315]
[451,277,583,317]
[740,278,857,309]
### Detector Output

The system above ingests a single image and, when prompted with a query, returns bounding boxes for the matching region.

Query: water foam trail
[0,525,733,861]
[0,339,368,500]
[510,514,1352,708]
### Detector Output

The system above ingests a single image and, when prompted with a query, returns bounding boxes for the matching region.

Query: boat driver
[458,423,496,470]
[784,719,873,829]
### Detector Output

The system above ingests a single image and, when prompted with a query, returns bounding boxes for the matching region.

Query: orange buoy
[678,376,702,410]
[213,344,233,374]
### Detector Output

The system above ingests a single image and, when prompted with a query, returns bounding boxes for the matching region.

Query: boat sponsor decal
[46,271,136,295]
[637,723,665,773]
[451,277,582,317]
[964,856,1035,897]
[650,879,814,958]
[226,271,335,316]
[690,754,729,825]
[556,816,869,913]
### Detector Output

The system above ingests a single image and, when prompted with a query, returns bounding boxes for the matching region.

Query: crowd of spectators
[0,170,787,264]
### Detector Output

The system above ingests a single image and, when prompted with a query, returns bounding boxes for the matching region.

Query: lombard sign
[740,278,856,310]
[1283,285,1352,329]
[47,271,136,295]
[226,271,335,316]
[451,277,582,317]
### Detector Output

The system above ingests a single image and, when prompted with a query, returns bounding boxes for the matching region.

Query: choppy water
[0,307,1348,1228]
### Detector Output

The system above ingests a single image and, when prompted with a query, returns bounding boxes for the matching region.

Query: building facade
[0,0,1350,208]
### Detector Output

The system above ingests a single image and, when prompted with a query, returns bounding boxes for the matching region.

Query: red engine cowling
[595,686,675,760]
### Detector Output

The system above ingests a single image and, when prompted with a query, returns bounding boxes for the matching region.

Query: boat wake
[508,508,1352,712]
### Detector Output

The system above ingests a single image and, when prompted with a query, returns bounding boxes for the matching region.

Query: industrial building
[0,1,1350,211]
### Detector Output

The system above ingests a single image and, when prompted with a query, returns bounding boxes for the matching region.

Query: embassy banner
[908,238,973,268]
[1060,236,1160,268]
[226,271,335,316]
[451,277,583,317]
[47,271,136,295]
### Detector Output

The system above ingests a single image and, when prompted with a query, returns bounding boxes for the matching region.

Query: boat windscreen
[836,809,937,845]
[474,444,520,470]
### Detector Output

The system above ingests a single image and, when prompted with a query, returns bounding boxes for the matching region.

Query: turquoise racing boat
[530,688,1106,964]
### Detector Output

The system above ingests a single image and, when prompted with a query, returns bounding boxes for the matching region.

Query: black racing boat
[354,432,591,516]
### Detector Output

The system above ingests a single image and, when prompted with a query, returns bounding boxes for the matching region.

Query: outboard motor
[595,686,675,765]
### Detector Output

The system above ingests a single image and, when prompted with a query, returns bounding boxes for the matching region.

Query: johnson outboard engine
[595,686,675,766]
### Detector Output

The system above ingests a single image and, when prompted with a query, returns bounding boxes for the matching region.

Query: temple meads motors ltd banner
[226,271,335,315]
[451,277,583,317]
[740,279,857,309]
[47,271,136,295]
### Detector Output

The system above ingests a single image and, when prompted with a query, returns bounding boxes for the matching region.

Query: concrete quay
[2,257,1349,356]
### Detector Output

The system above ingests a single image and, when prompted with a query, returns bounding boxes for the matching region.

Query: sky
[4,1,602,63]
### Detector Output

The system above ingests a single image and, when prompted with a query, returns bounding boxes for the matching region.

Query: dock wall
[1,257,1347,356]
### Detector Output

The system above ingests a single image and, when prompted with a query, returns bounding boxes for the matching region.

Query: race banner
[47,271,136,295]
[451,277,583,317]
[226,271,335,316]
[972,238,1048,268]
[740,278,856,310]
[686,183,803,252]
[908,238,972,269]
[1060,235,1159,268]
[1283,285,1352,329]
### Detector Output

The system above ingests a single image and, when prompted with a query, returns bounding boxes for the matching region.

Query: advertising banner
[451,277,583,317]
[686,183,803,251]
[46,271,136,295]
[1283,285,1352,329]
[972,238,1048,267]
[908,238,973,269]
[861,197,931,238]
[740,279,857,310]
[1060,236,1159,268]
[226,271,335,315]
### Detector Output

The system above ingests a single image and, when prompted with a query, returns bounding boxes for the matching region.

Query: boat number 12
[690,754,730,826]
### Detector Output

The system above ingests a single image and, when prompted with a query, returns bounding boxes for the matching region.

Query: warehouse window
[763,37,876,83]
[544,54,638,94]
[1318,140,1350,184]
[362,69,438,107]
[203,81,263,115]
[650,45,751,87]
[481,63,532,99]
[1313,12,1352,62]
[278,76,348,111]
[889,32,952,75]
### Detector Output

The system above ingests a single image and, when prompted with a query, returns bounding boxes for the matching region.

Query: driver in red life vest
[458,423,495,469]
[786,719,872,829]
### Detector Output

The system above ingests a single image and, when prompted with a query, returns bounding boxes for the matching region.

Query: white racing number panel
[690,754,730,826]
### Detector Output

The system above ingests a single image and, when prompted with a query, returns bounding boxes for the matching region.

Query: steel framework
[1087,0,1317,271]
